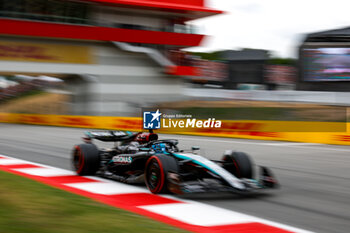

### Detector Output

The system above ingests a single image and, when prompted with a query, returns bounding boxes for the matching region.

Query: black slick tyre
[72,144,100,176]
[144,155,178,194]
[222,151,253,179]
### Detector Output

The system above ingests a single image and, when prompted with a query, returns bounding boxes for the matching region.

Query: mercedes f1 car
[72,130,278,194]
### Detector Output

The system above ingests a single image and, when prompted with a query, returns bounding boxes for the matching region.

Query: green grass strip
[0,170,188,233]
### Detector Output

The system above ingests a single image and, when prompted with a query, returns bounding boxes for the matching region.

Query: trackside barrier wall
[1,113,350,145]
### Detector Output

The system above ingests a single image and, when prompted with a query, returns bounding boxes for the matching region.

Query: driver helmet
[136,133,158,143]
[152,143,167,153]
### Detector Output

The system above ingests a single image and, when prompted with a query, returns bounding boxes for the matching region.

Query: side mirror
[191,146,200,154]
[82,137,92,143]
[170,139,178,145]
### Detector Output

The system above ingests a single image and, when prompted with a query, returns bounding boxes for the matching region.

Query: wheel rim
[147,160,161,191]
[73,147,83,172]
[224,156,240,178]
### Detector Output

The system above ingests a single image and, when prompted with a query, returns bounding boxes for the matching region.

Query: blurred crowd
[264,65,296,84]
[0,75,62,102]
[168,50,228,82]
[167,49,297,88]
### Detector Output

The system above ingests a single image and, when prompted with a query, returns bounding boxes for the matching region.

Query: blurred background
[1,2,350,233]
[0,0,349,121]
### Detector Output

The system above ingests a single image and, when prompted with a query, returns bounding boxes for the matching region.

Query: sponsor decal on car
[112,155,132,164]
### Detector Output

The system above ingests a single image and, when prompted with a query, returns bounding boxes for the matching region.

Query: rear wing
[84,131,135,142]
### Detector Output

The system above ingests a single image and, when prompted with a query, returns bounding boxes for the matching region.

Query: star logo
[143,109,162,129]
[150,109,162,122]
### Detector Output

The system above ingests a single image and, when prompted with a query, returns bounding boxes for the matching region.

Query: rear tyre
[72,144,100,176]
[144,155,178,194]
[222,151,253,179]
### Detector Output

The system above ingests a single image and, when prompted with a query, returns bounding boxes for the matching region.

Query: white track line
[150,195,314,233]
[140,202,314,233]
[65,182,148,195]
[140,202,255,226]
[13,167,75,177]
[173,136,350,152]
[262,143,319,146]
[0,158,28,165]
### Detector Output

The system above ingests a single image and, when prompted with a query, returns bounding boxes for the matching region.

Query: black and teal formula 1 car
[72,130,278,194]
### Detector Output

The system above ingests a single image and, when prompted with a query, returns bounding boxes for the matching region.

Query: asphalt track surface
[1,123,349,233]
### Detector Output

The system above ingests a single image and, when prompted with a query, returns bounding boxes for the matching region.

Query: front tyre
[144,155,178,194]
[222,151,253,179]
[72,144,100,176]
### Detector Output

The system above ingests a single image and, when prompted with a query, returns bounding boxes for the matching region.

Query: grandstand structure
[0,0,221,115]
